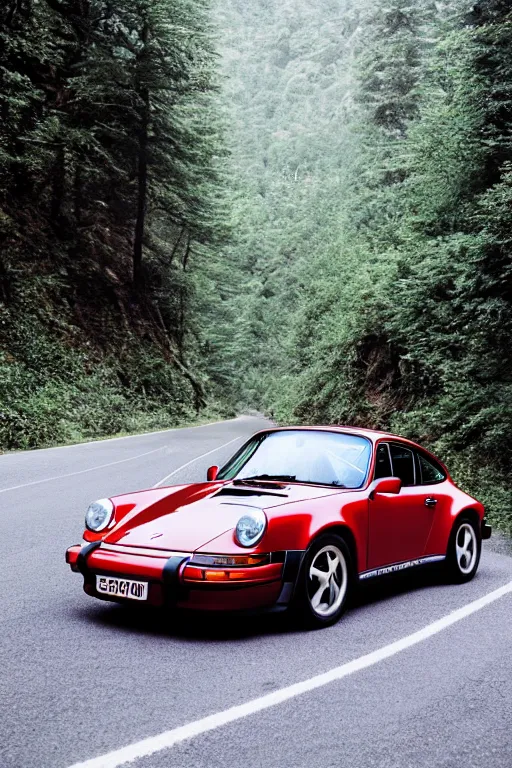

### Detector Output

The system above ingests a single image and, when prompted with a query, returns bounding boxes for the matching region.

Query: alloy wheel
[307,544,348,617]
[456,522,477,575]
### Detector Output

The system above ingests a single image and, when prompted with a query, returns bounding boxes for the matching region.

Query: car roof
[257,425,421,447]
[254,425,449,472]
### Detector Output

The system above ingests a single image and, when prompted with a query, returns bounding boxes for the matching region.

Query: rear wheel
[293,534,353,629]
[445,517,481,583]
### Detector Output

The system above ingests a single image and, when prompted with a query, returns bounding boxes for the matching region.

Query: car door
[367,442,436,569]
[412,450,453,557]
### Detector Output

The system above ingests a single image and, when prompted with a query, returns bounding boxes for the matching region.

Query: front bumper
[66,543,304,613]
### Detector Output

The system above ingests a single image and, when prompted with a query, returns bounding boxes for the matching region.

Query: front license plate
[96,575,148,601]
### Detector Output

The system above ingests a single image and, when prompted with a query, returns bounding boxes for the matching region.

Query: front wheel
[293,534,353,629]
[445,517,481,584]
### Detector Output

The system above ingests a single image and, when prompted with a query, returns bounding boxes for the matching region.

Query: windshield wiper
[233,475,348,488]
[233,474,297,484]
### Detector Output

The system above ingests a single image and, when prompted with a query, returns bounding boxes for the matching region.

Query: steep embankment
[0,0,229,450]
[214,0,512,532]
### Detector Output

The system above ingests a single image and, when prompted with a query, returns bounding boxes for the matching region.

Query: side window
[389,444,416,486]
[417,453,445,484]
[374,443,392,479]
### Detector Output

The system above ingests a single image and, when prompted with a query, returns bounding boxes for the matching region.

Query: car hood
[103,481,343,552]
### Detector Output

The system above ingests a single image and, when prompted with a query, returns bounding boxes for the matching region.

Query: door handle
[425,497,438,507]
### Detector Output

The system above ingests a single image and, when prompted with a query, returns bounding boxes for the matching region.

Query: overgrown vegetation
[212,0,512,532]
[1,0,511,531]
[0,0,230,449]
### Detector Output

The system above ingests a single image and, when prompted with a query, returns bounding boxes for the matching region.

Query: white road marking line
[0,417,244,456]
[0,430,246,495]
[0,446,167,494]
[67,580,512,768]
[152,436,245,487]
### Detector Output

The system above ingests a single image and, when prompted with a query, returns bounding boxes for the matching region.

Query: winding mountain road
[1,416,511,768]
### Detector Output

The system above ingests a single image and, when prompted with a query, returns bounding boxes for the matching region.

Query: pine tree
[0,0,227,447]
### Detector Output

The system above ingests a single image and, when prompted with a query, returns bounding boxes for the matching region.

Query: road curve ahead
[0,416,511,768]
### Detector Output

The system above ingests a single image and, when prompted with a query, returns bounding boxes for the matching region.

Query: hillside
[211,0,512,532]
[0,0,230,449]
[1,0,511,532]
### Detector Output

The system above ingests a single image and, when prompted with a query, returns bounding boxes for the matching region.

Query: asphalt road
[1,416,511,768]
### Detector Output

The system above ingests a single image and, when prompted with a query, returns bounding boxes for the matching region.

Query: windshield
[217,430,371,489]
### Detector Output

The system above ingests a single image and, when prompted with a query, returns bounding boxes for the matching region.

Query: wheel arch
[444,507,482,583]
[290,523,357,627]
[309,523,358,574]
[448,507,482,547]
[452,507,480,528]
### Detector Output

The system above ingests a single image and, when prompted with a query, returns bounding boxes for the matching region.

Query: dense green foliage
[0,0,229,448]
[1,0,511,530]
[212,0,512,532]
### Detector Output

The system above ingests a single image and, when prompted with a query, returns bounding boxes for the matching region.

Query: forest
[1,0,511,532]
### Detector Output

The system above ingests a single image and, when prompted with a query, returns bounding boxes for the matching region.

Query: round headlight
[235,510,267,548]
[85,498,114,532]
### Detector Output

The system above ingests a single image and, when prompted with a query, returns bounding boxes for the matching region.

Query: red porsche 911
[66,426,492,628]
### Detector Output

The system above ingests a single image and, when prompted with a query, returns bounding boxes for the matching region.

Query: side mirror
[207,465,219,482]
[368,476,402,500]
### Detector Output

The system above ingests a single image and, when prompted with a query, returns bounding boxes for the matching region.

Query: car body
[66,426,492,627]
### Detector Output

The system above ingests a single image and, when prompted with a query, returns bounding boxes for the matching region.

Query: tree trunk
[169,225,186,265]
[73,162,83,226]
[133,23,150,289]
[177,233,191,358]
[50,145,65,224]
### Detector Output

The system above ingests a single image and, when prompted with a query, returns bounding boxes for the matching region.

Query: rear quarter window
[417,452,446,484]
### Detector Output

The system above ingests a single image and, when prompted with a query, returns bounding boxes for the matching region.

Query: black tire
[292,533,354,629]
[445,516,481,584]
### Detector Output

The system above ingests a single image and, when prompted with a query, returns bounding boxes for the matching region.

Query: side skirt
[359,555,446,581]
